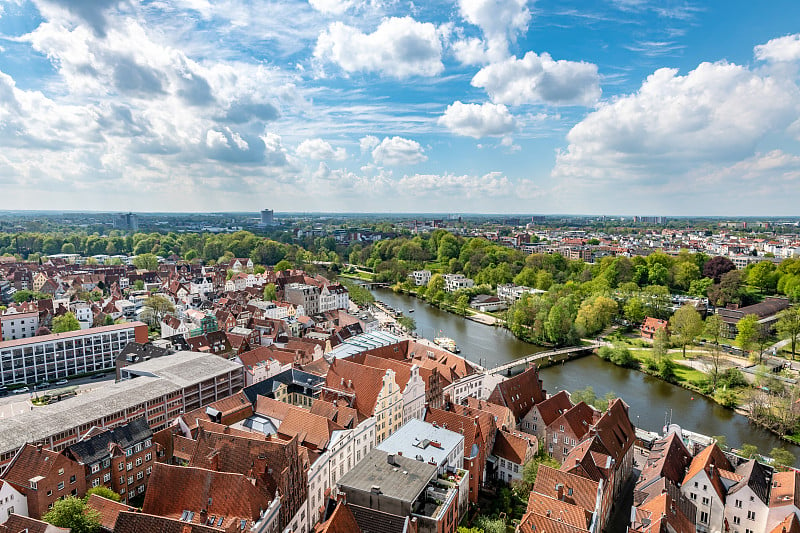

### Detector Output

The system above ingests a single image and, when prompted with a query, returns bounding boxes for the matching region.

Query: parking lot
[0,374,117,419]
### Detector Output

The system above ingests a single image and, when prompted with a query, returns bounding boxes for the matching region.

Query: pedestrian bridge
[488,341,602,375]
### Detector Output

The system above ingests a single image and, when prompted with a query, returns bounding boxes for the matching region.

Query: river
[372,288,800,464]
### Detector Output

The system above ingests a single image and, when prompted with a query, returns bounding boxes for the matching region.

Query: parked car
[90,374,106,380]
[55,379,69,386]
[14,387,29,394]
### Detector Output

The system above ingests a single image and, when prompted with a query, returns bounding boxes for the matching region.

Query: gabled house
[681,443,734,533]
[487,365,546,422]
[520,390,573,442]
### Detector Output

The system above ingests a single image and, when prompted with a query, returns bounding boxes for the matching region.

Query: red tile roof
[113,511,225,533]
[771,471,800,509]
[524,492,592,530]
[85,494,135,531]
[487,365,546,420]
[1,514,69,533]
[534,465,599,515]
[682,443,732,501]
[493,430,536,465]
[535,390,574,427]
[770,512,800,533]
[313,500,362,533]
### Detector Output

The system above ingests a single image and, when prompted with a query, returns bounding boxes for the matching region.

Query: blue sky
[0,0,799,215]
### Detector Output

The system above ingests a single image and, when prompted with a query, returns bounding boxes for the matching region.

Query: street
[0,374,117,419]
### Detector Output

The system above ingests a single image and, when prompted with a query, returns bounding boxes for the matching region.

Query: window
[735,499,742,508]
[145,453,151,462]
[700,511,708,524]
[135,457,142,466]
[120,476,125,485]
[146,466,152,475]
[690,493,697,500]
[747,510,756,520]
[118,462,124,471]
[127,462,132,471]
[128,476,133,485]
[136,471,143,480]
[144,439,152,448]
[92,479,99,488]
[702,497,709,506]
[58,482,64,491]
[563,447,569,455]
[103,473,110,482]
[58,468,64,476]
[91,464,100,473]
[733,517,741,525]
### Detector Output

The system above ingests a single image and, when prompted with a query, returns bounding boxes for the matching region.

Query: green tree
[771,447,796,468]
[670,305,704,358]
[748,261,776,294]
[657,357,677,382]
[274,259,292,272]
[653,327,670,363]
[474,516,505,533]
[60,242,76,254]
[43,496,100,533]
[740,444,760,459]
[689,277,714,298]
[133,279,145,291]
[712,435,727,449]
[86,485,121,502]
[142,295,175,326]
[777,307,800,360]
[427,274,445,301]
[623,297,646,325]
[736,314,761,360]
[263,283,277,301]
[704,313,726,345]
[575,295,618,337]
[673,262,701,291]
[52,312,81,333]
[397,316,416,332]
[133,253,159,271]
[456,294,470,316]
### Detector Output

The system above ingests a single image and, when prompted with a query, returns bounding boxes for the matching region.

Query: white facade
[0,312,39,341]
[240,358,289,387]
[724,485,768,533]
[496,284,545,303]
[446,371,489,404]
[682,470,726,533]
[70,302,93,327]
[190,277,214,298]
[443,274,474,293]
[300,416,376,532]
[410,270,432,286]
[319,286,336,313]
[0,480,27,523]
[160,318,189,339]
[401,364,426,423]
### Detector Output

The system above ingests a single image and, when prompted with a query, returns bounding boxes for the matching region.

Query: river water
[373,288,800,463]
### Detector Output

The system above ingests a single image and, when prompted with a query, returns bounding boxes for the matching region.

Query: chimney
[556,483,564,501]
[387,454,396,466]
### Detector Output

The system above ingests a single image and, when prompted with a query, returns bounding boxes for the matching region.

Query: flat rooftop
[0,351,242,455]
[376,419,463,467]
[326,331,402,360]
[0,321,147,350]
[337,448,436,504]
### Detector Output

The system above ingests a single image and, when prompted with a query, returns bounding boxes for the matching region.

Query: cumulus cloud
[398,171,510,197]
[308,0,354,15]
[314,17,444,78]
[296,138,347,160]
[755,33,800,63]
[455,0,531,62]
[360,135,380,152]
[36,0,124,37]
[438,101,517,138]
[472,51,601,106]
[370,136,427,165]
[553,61,800,181]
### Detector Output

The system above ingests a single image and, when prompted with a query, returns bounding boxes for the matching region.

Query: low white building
[443,274,474,292]
[410,270,432,286]
[496,283,545,303]
[0,311,39,341]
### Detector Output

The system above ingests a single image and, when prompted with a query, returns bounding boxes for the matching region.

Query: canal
[372,288,800,463]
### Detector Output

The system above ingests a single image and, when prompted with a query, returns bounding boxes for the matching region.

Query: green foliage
[133,253,159,271]
[142,295,175,327]
[669,305,704,358]
[338,279,375,306]
[43,496,101,533]
[474,516,505,533]
[12,289,52,303]
[656,357,677,383]
[740,444,760,459]
[569,386,617,410]
[623,297,646,324]
[689,277,714,298]
[771,447,796,468]
[715,388,739,408]
[397,316,416,332]
[598,346,637,368]
[736,314,761,356]
[719,368,748,388]
[575,295,618,336]
[133,279,144,290]
[53,312,81,333]
[777,308,800,360]
[263,283,277,301]
[86,485,122,502]
[274,259,292,271]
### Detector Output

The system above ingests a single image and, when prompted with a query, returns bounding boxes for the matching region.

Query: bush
[720,368,748,389]
[657,358,677,383]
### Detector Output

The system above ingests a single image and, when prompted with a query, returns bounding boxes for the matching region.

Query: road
[0,374,117,419]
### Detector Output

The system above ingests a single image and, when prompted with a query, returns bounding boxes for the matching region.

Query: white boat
[408,309,414,313]
[434,337,460,353]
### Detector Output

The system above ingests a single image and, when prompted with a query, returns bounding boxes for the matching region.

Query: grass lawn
[628,349,707,386]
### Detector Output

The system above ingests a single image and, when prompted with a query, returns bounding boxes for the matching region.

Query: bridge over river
[488,341,603,375]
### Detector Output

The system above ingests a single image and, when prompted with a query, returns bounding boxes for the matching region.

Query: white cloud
[360,135,380,152]
[438,101,517,138]
[472,51,601,106]
[314,17,444,78]
[308,0,354,15]
[755,33,800,63]
[398,171,510,197]
[553,61,800,182]
[456,0,531,62]
[371,136,427,165]
[296,137,347,160]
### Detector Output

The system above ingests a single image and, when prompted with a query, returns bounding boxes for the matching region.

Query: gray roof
[242,368,324,404]
[67,418,153,465]
[0,351,241,456]
[337,448,437,504]
[376,419,463,468]
[326,332,402,360]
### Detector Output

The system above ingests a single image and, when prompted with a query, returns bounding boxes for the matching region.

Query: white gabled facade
[0,480,27,523]
[682,469,726,533]
[724,484,769,533]
[401,364,426,423]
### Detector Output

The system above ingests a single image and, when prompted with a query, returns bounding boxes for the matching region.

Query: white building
[69,301,93,328]
[443,274,474,293]
[496,283,545,303]
[190,277,214,299]
[0,311,39,342]
[721,459,771,533]
[0,480,27,523]
[410,270,432,286]
[0,322,148,387]
[376,418,464,474]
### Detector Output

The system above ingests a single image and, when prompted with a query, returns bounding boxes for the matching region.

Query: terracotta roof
[682,443,732,501]
[592,398,636,465]
[487,365,546,420]
[314,500,362,533]
[113,511,225,533]
[534,465,599,514]
[2,444,70,488]
[85,494,135,531]
[535,390,574,427]
[310,399,358,428]
[636,432,692,489]
[551,402,597,441]
[255,396,292,420]
[770,471,800,509]
[631,491,696,533]
[770,512,800,533]
[277,406,343,451]
[142,463,272,531]
[561,436,612,483]
[524,492,592,530]
[493,430,535,465]
[463,396,515,430]
[1,514,69,533]
[425,407,482,459]
[518,511,590,533]
[728,458,772,504]
[324,358,392,417]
